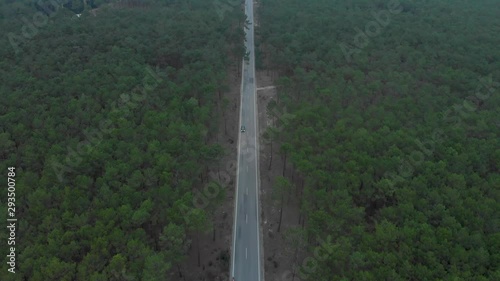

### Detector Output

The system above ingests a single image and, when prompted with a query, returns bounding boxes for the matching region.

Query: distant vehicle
[241,125,246,132]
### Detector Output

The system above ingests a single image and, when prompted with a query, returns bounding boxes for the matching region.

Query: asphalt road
[230,0,262,280]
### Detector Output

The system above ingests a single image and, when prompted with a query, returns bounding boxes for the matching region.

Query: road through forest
[230,0,262,280]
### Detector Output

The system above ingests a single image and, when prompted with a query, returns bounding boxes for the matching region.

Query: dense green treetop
[258,0,499,280]
[0,0,244,280]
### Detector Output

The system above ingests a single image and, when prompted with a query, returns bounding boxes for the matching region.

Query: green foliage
[0,0,244,279]
[258,0,500,279]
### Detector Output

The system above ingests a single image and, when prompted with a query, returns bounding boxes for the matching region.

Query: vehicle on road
[241,125,246,132]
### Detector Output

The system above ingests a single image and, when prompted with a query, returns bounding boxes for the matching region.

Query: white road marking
[246,248,248,259]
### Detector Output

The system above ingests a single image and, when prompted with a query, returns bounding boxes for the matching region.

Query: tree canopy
[0,0,244,279]
[257,0,500,280]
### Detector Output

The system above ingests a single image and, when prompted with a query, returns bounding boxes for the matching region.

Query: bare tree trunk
[218,165,221,182]
[177,265,184,280]
[205,166,209,184]
[282,153,287,177]
[291,245,300,281]
[197,233,201,267]
[268,141,273,170]
[278,193,284,232]
[224,118,228,136]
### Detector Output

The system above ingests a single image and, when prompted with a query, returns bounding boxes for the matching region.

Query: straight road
[230,0,262,281]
